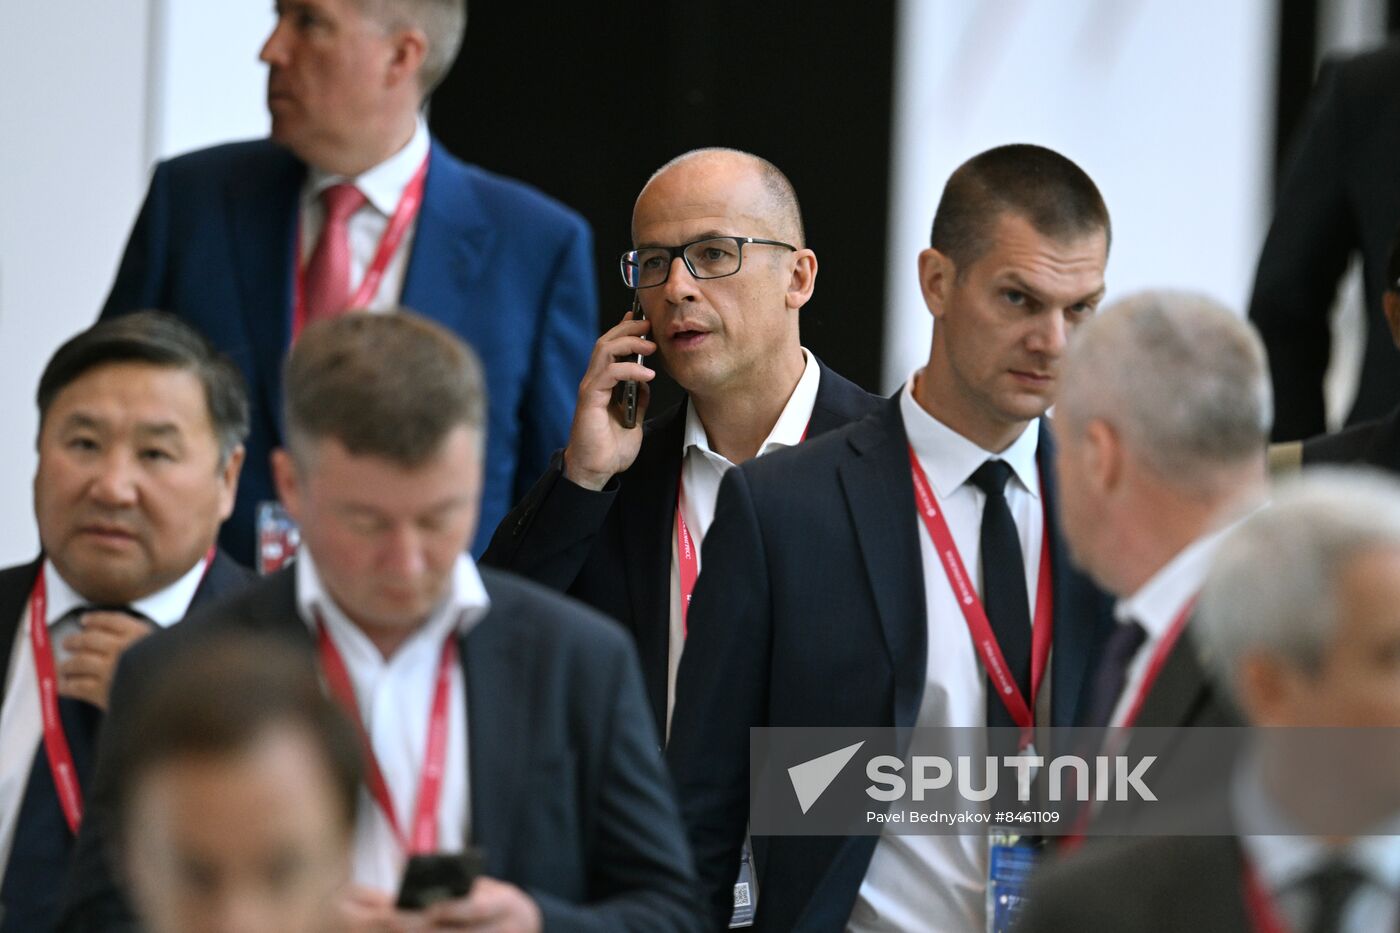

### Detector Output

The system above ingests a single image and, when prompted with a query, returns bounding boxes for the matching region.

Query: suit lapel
[461,604,530,878]
[225,152,304,441]
[620,404,685,735]
[838,399,927,729]
[400,140,496,329]
[0,559,42,697]
[807,358,879,436]
[1131,627,1213,728]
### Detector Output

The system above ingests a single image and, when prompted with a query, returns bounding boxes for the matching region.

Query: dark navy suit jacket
[58,566,705,933]
[101,137,598,565]
[0,551,250,933]
[666,399,1116,930]
[483,361,883,737]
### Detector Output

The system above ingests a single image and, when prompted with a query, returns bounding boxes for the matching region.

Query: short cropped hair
[37,311,249,467]
[283,310,487,467]
[1196,470,1400,701]
[644,147,806,247]
[360,0,466,97]
[1057,290,1271,492]
[112,635,362,838]
[930,144,1110,272]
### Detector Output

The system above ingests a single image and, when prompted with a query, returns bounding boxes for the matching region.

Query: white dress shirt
[1106,522,1237,727]
[300,117,430,312]
[664,348,821,734]
[849,374,1043,933]
[0,556,210,873]
[296,548,490,892]
[1236,763,1400,933]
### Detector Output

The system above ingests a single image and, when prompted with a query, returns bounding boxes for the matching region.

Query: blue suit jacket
[58,567,705,932]
[0,551,251,933]
[666,399,1116,930]
[101,138,598,565]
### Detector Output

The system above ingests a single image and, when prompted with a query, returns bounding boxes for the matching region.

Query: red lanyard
[907,447,1053,746]
[291,154,430,339]
[1242,859,1292,933]
[1117,596,1198,728]
[29,548,215,835]
[316,615,456,854]
[675,422,811,635]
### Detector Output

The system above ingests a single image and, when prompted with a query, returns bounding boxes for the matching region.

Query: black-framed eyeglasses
[619,236,797,288]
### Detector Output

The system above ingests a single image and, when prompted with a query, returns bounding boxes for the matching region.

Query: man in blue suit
[0,313,253,932]
[60,312,702,932]
[667,145,1118,931]
[100,0,597,566]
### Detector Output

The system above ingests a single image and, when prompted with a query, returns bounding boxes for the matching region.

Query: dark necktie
[969,460,1032,729]
[1303,859,1366,933]
[1082,619,1148,729]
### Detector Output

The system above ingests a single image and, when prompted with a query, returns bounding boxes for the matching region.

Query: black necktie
[1303,859,1366,933]
[1082,619,1148,729]
[969,460,1032,728]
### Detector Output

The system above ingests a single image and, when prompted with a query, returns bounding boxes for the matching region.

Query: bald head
[633,148,805,248]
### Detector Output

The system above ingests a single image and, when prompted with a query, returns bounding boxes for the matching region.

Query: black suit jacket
[1302,404,1400,472]
[666,399,1116,930]
[1249,40,1400,440]
[482,361,883,737]
[1018,835,1250,932]
[58,566,704,933]
[0,550,250,933]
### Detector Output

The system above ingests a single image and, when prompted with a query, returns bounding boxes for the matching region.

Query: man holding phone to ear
[485,148,882,740]
[60,312,703,932]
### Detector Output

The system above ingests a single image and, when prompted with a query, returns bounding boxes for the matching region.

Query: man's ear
[1236,654,1299,727]
[216,444,246,523]
[270,448,303,522]
[785,249,818,311]
[386,27,429,91]
[917,248,955,321]
[1384,292,1400,351]
[1082,418,1122,496]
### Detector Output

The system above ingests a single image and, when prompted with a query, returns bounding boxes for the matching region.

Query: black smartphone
[395,850,485,910]
[614,293,647,428]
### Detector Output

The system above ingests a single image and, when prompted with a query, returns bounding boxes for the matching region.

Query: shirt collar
[898,371,1041,500]
[40,554,210,629]
[1236,761,1400,894]
[293,545,491,641]
[1114,522,1237,638]
[304,116,430,216]
[682,347,821,464]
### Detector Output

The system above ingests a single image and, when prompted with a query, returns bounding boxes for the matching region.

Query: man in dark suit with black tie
[1053,290,1270,734]
[485,148,881,739]
[0,312,252,932]
[60,311,703,932]
[102,0,596,566]
[667,144,1118,931]
[1021,472,1400,932]
[1249,40,1400,440]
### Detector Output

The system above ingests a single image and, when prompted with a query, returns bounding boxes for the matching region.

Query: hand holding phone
[613,293,648,428]
[395,850,485,910]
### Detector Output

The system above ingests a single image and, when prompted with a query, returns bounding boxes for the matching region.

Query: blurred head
[260,0,465,171]
[1197,471,1400,728]
[1054,291,1272,594]
[629,148,816,404]
[34,312,247,604]
[918,144,1109,449]
[273,311,486,640]
[116,636,361,933]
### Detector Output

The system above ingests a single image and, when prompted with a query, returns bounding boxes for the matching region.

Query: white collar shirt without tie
[849,373,1043,933]
[1236,761,1400,933]
[300,116,431,312]
[0,556,209,874]
[1107,521,1238,727]
[295,547,490,893]
[664,347,821,736]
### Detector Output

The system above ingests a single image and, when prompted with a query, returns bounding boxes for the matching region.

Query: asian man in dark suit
[1021,472,1400,933]
[484,148,881,741]
[0,312,252,933]
[1249,40,1400,440]
[101,0,596,566]
[60,311,703,932]
[667,144,1118,932]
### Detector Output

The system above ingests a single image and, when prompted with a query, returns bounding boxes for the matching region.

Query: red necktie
[304,183,367,324]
